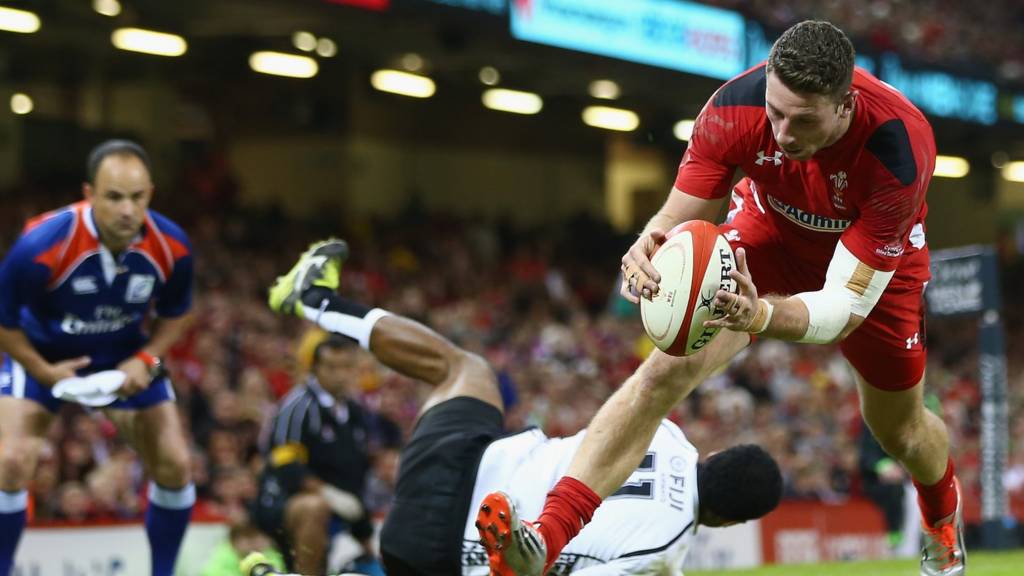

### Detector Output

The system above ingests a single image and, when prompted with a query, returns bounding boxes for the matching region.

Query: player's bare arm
[0,325,91,386]
[705,240,891,343]
[620,190,726,304]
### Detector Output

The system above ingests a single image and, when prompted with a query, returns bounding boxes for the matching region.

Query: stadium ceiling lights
[1003,161,1024,183]
[482,88,543,115]
[249,52,319,79]
[316,38,337,58]
[112,28,188,57]
[371,70,436,99]
[933,155,970,178]
[0,7,41,34]
[479,66,500,86]
[582,106,639,132]
[292,31,317,52]
[93,0,122,17]
[400,53,425,72]
[588,79,621,100]
[673,119,696,142]
[10,93,33,115]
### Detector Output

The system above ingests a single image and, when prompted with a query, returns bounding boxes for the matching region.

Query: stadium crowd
[708,0,1024,82]
[2,2,1024,558]
[1,192,1022,546]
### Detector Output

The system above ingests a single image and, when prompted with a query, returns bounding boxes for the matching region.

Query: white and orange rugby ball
[640,220,738,357]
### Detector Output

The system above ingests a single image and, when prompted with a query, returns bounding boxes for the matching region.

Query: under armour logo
[723,229,741,242]
[755,150,783,166]
[905,332,920,349]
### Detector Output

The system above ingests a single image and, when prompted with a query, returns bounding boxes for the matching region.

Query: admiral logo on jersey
[767,195,851,233]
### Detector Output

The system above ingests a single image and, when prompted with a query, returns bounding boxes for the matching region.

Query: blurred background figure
[201,523,284,576]
[860,418,908,550]
[252,335,390,575]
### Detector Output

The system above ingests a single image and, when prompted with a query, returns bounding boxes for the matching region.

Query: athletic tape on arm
[794,240,895,344]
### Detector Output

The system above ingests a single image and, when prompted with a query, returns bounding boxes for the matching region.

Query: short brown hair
[312,334,356,367]
[767,20,855,101]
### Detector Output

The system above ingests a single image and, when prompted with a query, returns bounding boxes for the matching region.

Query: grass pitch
[688,550,1024,575]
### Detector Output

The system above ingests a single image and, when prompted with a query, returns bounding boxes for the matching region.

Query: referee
[253,336,376,575]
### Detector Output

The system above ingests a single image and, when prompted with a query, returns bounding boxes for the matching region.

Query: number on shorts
[609,452,656,500]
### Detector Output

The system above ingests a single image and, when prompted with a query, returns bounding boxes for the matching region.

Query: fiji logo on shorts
[125,275,155,303]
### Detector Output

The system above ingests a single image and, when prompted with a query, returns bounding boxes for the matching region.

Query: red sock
[913,458,957,526]
[534,477,602,571]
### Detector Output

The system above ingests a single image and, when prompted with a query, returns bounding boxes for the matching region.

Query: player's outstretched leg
[268,238,348,317]
[476,491,546,576]
[269,239,505,407]
[919,477,965,576]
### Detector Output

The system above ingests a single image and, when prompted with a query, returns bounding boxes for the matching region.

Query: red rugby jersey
[675,64,935,285]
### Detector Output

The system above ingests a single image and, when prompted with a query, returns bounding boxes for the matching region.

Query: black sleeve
[350,506,374,540]
[264,394,318,492]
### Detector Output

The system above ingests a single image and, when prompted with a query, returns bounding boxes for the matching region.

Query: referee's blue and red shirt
[0,200,193,370]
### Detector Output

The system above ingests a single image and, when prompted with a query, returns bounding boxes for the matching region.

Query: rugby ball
[640,221,738,356]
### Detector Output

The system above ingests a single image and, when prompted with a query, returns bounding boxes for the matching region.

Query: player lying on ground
[265,239,782,575]
[490,20,962,576]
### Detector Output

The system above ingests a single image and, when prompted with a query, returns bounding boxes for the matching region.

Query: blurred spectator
[706,0,1024,83]
[860,420,907,548]
[55,482,92,523]
[251,336,384,574]
[201,523,285,576]
[363,447,400,518]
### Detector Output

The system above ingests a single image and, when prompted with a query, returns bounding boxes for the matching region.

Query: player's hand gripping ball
[640,221,739,356]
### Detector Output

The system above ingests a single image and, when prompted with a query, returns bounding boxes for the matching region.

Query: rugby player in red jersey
[480,21,963,576]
